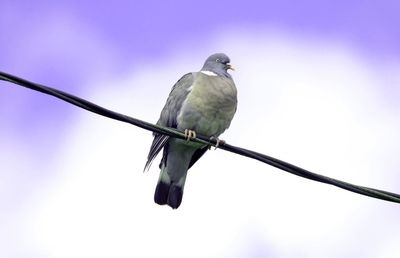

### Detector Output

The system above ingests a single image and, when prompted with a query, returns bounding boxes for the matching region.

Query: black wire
[1,70,400,204]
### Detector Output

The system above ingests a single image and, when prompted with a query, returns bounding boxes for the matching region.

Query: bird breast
[177,73,237,137]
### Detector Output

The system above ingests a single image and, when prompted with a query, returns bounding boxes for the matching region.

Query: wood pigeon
[144,53,237,209]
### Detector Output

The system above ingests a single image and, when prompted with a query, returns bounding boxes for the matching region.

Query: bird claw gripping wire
[184,129,197,141]
[208,136,225,150]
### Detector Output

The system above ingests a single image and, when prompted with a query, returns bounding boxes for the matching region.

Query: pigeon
[144,53,237,209]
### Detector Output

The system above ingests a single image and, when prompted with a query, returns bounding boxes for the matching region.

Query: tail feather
[154,167,187,209]
[167,185,183,209]
[154,181,169,205]
[154,181,184,209]
[153,143,194,209]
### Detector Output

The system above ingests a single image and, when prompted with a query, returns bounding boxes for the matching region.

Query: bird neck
[200,69,232,79]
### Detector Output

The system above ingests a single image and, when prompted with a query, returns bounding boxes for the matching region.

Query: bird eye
[216,58,220,62]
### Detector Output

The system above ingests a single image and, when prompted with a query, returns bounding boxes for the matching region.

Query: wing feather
[144,73,194,171]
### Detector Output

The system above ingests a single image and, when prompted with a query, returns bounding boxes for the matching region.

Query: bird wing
[144,73,194,171]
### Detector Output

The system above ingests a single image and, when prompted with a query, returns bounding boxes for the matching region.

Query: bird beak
[227,64,235,71]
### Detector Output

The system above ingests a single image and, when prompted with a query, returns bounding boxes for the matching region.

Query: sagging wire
[1,70,400,204]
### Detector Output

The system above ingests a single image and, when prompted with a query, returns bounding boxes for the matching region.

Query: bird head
[201,53,234,78]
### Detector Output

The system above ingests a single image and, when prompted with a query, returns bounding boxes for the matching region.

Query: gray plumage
[144,53,237,209]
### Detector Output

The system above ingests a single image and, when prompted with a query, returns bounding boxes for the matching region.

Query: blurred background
[1,0,400,257]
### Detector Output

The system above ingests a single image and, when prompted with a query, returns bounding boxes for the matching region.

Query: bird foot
[184,129,197,141]
[209,136,225,150]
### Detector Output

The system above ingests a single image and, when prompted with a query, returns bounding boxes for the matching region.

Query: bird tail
[154,168,187,209]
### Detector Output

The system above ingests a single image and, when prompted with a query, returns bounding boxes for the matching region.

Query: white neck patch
[201,70,218,76]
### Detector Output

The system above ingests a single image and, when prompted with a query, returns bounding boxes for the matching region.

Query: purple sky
[2,0,400,73]
[1,1,400,257]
